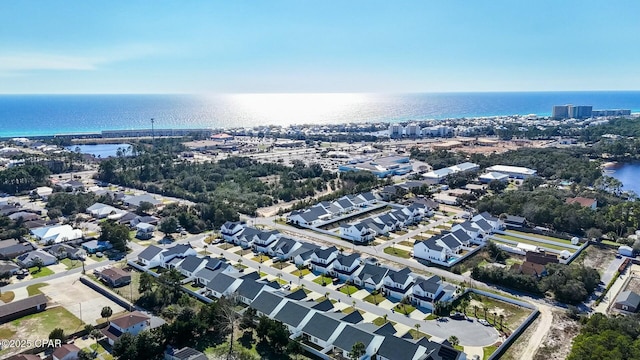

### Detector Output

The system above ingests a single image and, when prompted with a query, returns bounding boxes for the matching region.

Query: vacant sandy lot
[39,275,126,325]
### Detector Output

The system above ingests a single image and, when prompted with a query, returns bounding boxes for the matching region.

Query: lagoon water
[1,91,640,137]
[609,163,640,196]
[66,144,132,158]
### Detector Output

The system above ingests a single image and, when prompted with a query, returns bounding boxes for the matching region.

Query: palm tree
[414,323,421,338]
[482,306,488,320]
[499,314,505,330]
[473,305,478,318]
[493,312,497,325]
[325,291,330,300]
[203,244,208,255]
[448,335,460,347]
[383,314,388,324]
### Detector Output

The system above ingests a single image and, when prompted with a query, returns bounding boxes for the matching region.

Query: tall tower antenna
[151,118,155,143]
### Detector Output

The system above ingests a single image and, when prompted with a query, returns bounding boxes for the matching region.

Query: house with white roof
[486,165,536,179]
[135,222,155,240]
[86,203,127,220]
[31,225,83,244]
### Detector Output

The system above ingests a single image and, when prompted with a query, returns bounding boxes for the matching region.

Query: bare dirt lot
[578,245,616,273]
[532,310,581,360]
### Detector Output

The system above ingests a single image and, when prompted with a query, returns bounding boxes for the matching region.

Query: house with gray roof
[137,245,164,268]
[253,230,280,252]
[122,194,162,208]
[250,291,287,317]
[332,324,385,360]
[235,279,272,305]
[331,253,362,282]
[309,246,338,274]
[292,243,321,267]
[382,267,414,299]
[0,260,20,275]
[206,273,242,299]
[300,313,346,351]
[176,255,208,278]
[615,290,640,313]
[287,205,330,227]
[16,249,57,268]
[82,239,113,254]
[268,237,301,260]
[354,264,389,290]
[0,240,34,260]
[272,301,315,334]
[221,221,245,242]
[236,227,261,247]
[339,222,375,244]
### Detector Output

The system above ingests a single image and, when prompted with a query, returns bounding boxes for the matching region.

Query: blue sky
[1,1,639,94]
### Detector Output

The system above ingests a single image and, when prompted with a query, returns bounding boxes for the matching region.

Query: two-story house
[410,275,456,310]
[382,267,414,300]
[101,311,151,346]
[221,221,245,242]
[354,264,389,291]
[253,230,280,253]
[309,246,338,274]
[339,223,375,243]
[269,237,301,260]
[137,245,164,268]
[330,253,361,282]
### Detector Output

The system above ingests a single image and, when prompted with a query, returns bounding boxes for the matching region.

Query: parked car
[96,252,104,258]
[478,319,491,326]
[450,312,465,320]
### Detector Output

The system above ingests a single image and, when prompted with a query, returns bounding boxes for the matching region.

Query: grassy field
[88,341,114,360]
[26,283,48,296]
[372,316,396,326]
[29,266,54,278]
[60,258,83,270]
[492,235,572,252]
[1,306,84,341]
[384,246,411,258]
[506,230,573,244]
[251,255,267,263]
[424,314,438,320]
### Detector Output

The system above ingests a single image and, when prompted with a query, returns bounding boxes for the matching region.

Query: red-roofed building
[565,197,597,210]
[52,343,81,360]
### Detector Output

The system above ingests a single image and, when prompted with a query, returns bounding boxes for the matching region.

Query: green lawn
[251,255,267,263]
[60,258,82,270]
[372,317,396,326]
[384,246,411,258]
[424,313,438,321]
[29,266,54,278]
[492,235,572,252]
[1,307,84,340]
[218,243,234,250]
[27,283,48,296]
[398,240,415,247]
[408,329,431,339]
[454,344,464,352]
[394,303,416,315]
[483,344,499,360]
[362,293,385,305]
[394,230,408,235]
[506,230,573,244]
[184,282,203,292]
[339,285,359,296]
[313,275,333,286]
[290,268,311,277]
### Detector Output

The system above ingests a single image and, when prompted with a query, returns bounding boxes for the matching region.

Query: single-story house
[16,249,57,268]
[0,260,20,275]
[0,294,47,323]
[0,239,34,259]
[31,224,83,244]
[97,267,132,287]
[82,240,113,254]
[614,290,640,313]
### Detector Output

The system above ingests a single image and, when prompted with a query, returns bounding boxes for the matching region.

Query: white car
[478,319,491,326]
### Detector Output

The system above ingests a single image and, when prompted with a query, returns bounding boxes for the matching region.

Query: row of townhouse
[249,289,465,360]
[286,192,379,227]
[136,243,286,305]
[339,201,434,243]
[414,212,503,266]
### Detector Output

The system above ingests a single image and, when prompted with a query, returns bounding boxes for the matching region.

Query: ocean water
[0,92,639,137]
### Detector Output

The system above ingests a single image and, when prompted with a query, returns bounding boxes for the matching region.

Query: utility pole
[151,118,155,144]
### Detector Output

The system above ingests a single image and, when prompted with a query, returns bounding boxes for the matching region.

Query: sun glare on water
[224,93,370,127]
